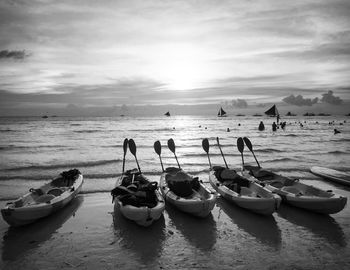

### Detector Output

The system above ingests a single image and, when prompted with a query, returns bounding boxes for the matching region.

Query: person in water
[272,122,277,131]
[258,121,265,131]
[334,129,341,134]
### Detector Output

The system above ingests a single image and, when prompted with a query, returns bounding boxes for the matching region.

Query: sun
[151,44,209,90]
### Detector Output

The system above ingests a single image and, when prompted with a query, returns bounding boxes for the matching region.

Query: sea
[0,115,349,200]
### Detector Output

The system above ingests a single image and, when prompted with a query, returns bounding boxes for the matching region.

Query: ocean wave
[0,129,18,133]
[4,159,123,172]
[330,138,350,142]
[0,144,70,151]
[74,130,102,133]
[262,157,296,163]
[255,148,283,153]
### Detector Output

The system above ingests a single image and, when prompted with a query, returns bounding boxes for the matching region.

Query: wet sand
[1,190,350,270]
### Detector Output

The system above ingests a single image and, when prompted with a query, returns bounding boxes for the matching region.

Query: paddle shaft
[243,137,261,168]
[122,153,126,174]
[158,155,164,172]
[216,138,228,169]
[206,153,212,169]
[134,155,142,173]
[174,153,181,169]
[121,138,128,174]
[251,151,260,168]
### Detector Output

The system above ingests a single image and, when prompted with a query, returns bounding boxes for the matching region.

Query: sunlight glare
[152,44,209,90]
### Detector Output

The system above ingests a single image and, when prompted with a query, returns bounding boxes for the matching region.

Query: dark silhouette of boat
[217,107,227,117]
[285,112,296,116]
[265,104,280,123]
[164,111,170,117]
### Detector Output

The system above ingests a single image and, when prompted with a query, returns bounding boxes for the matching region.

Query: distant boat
[42,115,48,119]
[217,107,227,117]
[236,114,245,117]
[253,114,262,117]
[264,104,279,117]
[164,111,170,117]
[303,112,315,116]
[265,104,280,123]
[285,112,296,116]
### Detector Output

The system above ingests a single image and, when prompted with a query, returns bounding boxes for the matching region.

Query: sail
[164,111,170,117]
[218,107,226,117]
[264,105,279,116]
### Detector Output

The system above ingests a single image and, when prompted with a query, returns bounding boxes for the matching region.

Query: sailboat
[265,104,280,123]
[217,107,227,117]
[164,111,170,117]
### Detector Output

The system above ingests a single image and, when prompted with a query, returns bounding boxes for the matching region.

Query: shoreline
[1,192,350,269]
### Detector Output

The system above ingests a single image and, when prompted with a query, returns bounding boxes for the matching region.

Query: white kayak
[209,167,281,215]
[244,165,347,214]
[111,169,165,227]
[1,169,83,227]
[160,167,216,217]
[310,166,350,186]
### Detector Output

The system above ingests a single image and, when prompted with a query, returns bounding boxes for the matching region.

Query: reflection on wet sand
[277,204,347,247]
[112,209,166,264]
[2,195,83,261]
[217,198,282,249]
[166,205,217,251]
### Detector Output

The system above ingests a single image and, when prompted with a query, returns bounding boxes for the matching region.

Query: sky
[0,0,350,116]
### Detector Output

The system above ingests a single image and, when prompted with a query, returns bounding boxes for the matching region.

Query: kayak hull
[245,165,347,214]
[310,166,350,186]
[160,170,216,217]
[115,190,165,227]
[113,173,165,227]
[209,170,280,215]
[1,172,83,227]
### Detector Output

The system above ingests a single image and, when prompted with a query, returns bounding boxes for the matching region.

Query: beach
[1,115,350,269]
[1,191,350,270]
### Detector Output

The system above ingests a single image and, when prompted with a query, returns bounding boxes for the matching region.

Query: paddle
[216,137,228,169]
[154,140,164,172]
[128,139,142,173]
[243,137,261,168]
[122,138,128,174]
[202,138,212,169]
[167,138,181,169]
[237,137,245,170]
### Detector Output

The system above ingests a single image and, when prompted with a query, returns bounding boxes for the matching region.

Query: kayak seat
[269,181,284,188]
[47,188,64,197]
[240,187,255,197]
[282,186,303,196]
[35,194,55,204]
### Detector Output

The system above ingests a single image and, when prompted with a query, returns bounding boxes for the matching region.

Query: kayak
[310,166,350,186]
[160,167,216,217]
[209,166,281,215]
[111,169,165,227]
[1,169,83,227]
[244,165,347,214]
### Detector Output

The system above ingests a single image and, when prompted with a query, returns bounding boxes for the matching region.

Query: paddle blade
[202,138,210,153]
[154,140,161,155]
[167,138,176,153]
[128,139,137,156]
[237,137,244,153]
[123,138,128,155]
[243,137,253,151]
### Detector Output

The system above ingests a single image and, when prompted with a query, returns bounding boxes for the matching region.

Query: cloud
[320,90,343,105]
[231,98,248,108]
[0,50,29,60]
[282,94,318,106]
